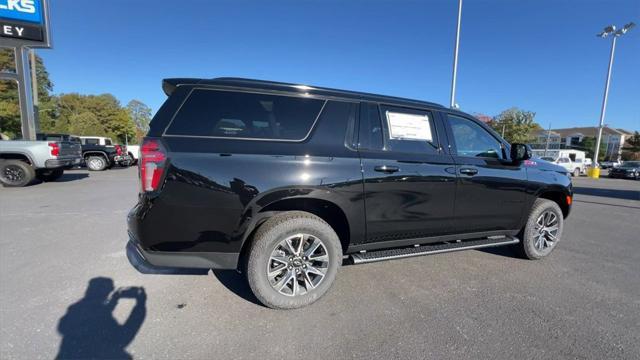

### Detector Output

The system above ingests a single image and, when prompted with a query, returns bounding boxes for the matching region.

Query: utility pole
[449,0,463,109]
[543,123,551,157]
[593,22,635,168]
[30,49,40,133]
[14,47,38,140]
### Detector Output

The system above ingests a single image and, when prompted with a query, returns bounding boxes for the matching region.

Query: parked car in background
[0,135,82,187]
[584,158,593,168]
[128,77,573,309]
[126,144,139,165]
[541,156,582,177]
[600,160,621,169]
[79,136,132,171]
[608,161,640,180]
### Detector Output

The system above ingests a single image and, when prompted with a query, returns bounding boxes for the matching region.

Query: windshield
[541,157,555,161]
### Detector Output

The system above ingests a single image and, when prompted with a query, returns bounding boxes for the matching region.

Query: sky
[38,0,639,130]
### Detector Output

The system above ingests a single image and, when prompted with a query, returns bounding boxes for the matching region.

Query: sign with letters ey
[0,0,51,47]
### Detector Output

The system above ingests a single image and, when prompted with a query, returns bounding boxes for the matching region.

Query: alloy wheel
[534,210,559,251]
[2,165,25,184]
[267,233,329,297]
[88,158,104,170]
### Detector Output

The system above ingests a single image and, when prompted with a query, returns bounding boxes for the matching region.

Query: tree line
[0,49,151,144]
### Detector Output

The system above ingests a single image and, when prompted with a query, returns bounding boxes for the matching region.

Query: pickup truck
[540,156,583,177]
[0,137,83,187]
[78,136,132,171]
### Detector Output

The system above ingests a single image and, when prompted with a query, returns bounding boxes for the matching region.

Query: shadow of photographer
[55,277,146,360]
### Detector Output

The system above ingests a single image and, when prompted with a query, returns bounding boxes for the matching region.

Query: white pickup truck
[0,136,83,187]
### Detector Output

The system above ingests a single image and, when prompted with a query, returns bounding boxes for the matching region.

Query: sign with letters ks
[0,0,50,47]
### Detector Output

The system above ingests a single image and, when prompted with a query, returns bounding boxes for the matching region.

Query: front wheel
[246,211,342,309]
[516,198,564,260]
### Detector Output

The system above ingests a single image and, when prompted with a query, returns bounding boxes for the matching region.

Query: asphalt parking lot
[1,167,639,360]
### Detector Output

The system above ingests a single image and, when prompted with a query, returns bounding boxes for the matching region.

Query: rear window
[166,89,325,140]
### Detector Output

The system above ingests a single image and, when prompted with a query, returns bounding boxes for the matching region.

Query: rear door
[358,103,457,246]
[443,113,528,233]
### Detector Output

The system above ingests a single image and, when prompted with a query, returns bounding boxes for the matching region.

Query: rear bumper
[609,172,637,178]
[127,235,238,269]
[45,157,82,168]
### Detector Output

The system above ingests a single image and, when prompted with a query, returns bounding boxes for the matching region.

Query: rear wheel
[0,160,35,187]
[516,198,564,260]
[246,211,342,309]
[86,156,107,171]
[36,168,64,182]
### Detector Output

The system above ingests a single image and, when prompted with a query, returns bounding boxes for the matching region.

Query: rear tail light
[48,142,59,156]
[115,145,123,155]
[139,138,167,192]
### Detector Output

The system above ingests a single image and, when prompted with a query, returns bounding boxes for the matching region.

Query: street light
[449,0,463,109]
[593,22,635,168]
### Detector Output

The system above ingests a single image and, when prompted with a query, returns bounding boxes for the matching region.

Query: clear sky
[40,0,639,130]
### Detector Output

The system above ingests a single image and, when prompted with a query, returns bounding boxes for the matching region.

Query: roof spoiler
[161,78,201,96]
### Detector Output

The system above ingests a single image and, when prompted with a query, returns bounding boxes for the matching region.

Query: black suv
[128,78,573,309]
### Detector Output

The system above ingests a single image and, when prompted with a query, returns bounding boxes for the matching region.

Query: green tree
[50,93,136,143]
[574,136,606,162]
[622,131,640,161]
[126,100,152,143]
[0,48,54,138]
[488,108,539,143]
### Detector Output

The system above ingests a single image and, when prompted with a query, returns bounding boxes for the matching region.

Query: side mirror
[510,143,532,162]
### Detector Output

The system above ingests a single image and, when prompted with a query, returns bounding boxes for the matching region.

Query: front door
[358,103,457,246]
[443,114,528,233]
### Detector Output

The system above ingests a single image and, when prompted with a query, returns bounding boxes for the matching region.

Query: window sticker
[385,111,432,141]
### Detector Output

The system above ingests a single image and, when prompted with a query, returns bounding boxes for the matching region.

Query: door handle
[459,168,478,176]
[374,165,399,173]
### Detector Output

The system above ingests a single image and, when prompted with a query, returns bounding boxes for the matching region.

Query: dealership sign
[0,0,51,47]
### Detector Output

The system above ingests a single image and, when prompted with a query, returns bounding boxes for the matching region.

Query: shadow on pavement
[573,186,640,201]
[54,173,90,182]
[211,270,262,306]
[477,245,523,259]
[56,277,146,360]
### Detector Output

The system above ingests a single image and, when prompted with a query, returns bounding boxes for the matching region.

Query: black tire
[86,155,107,171]
[128,153,138,166]
[573,168,580,177]
[246,211,342,309]
[515,198,564,260]
[36,168,64,182]
[0,160,36,187]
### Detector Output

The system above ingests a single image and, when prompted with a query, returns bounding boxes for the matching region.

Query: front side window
[104,139,112,146]
[448,115,502,159]
[166,89,325,141]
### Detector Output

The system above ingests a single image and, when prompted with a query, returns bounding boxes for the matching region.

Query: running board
[350,236,519,264]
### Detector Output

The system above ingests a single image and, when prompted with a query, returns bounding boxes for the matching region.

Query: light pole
[449,0,463,109]
[593,22,635,168]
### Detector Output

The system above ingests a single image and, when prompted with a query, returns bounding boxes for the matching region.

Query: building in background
[530,126,634,160]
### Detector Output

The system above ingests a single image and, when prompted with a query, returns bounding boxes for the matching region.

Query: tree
[126,100,152,143]
[622,131,640,161]
[0,48,54,138]
[488,108,539,143]
[575,136,606,162]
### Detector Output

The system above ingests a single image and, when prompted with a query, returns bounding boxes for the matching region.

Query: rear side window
[166,89,325,140]
[380,105,439,154]
[84,138,99,145]
[104,139,112,145]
